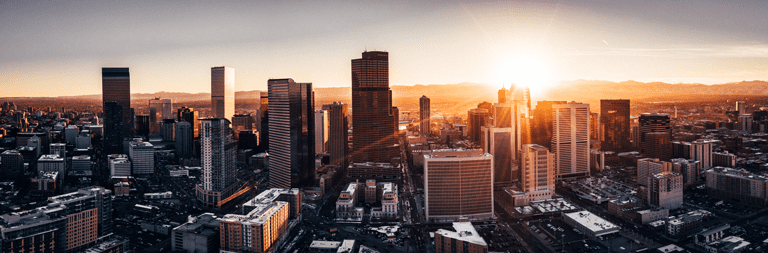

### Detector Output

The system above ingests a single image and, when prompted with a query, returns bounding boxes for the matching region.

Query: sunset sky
[2,0,768,97]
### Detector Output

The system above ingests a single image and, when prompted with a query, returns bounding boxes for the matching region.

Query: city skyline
[4,1,768,97]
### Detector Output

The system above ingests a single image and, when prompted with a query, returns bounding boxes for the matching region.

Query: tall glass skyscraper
[102,67,131,151]
[600,99,631,152]
[268,78,315,188]
[351,51,399,163]
[211,66,235,121]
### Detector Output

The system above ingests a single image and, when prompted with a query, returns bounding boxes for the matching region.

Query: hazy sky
[2,0,768,97]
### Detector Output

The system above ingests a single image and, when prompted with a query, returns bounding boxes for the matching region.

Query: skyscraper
[639,113,671,155]
[494,103,512,128]
[736,101,746,115]
[468,108,489,142]
[268,78,315,188]
[102,67,132,137]
[351,51,399,163]
[520,144,556,201]
[600,99,631,152]
[196,118,237,208]
[103,101,124,155]
[176,121,193,159]
[149,98,172,134]
[420,95,430,136]
[644,132,672,161]
[177,106,200,138]
[424,149,493,222]
[531,100,567,149]
[323,102,349,169]
[648,171,683,210]
[315,110,328,154]
[482,127,514,183]
[211,66,235,121]
[552,102,590,179]
[498,87,508,104]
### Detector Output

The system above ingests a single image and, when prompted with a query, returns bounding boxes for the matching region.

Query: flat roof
[564,211,619,234]
[309,240,341,249]
[434,222,487,246]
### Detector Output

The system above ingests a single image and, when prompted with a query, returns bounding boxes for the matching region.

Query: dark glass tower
[102,67,132,137]
[103,102,123,155]
[600,99,631,152]
[323,102,349,169]
[351,51,398,163]
[420,95,430,136]
[531,100,567,149]
[268,78,315,188]
[639,113,671,155]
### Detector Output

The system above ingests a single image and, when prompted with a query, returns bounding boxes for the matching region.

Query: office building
[196,118,237,208]
[590,112,600,141]
[434,222,488,253]
[232,114,254,138]
[552,102,591,179]
[65,125,79,145]
[639,113,671,155]
[76,132,91,149]
[706,167,768,206]
[50,142,66,158]
[520,144,555,201]
[0,150,24,179]
[315,110,328,154]
[637,158,672,187]
[171,213,220,253]
[563,211,620,238]
[648,171,683,210]
[102,67,132,137]
[336,182,361,219]
[323,102,349,168]
[600,99,631,152]
[71,155,91,173]
[0,206,66,253]
[162,118,175,141]
[738,114,753,133]
[129,141,154,176]
[420,95,430,136]
[468,108,489,142]
[736,101,746,114]
[424,149,493,221]
[481,127,515,183]
[149,98,172,134]
[351,51,399,163]
[108,154,131,177]
[219,201,289,253]
[532,101,567,149]
[644,132,672,161]
[37,154,65,179]
[268,78,315,188]
[176,121,194,159]
[713,151,737,168]
[493,102,513,129]
[211,66,235,121]
[512,86,532,151]
[242,188,303,219]
[671,158,701,188]
[178,107,200,138]
[103,101,124,155]
[49,187,113,251]
[27,135,42,158]
[135,114,150,136]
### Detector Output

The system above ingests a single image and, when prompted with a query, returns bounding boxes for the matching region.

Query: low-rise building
[704,236,750,253]
[667,210,711,238]
[114,182,130,197]
[336,182,360,219]
[695,224,730,247]
[607,196,643,216]
[171,213,220,253]
[563,211,620,238]
[434,222,488,253]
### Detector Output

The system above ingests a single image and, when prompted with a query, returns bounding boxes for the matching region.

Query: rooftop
[425,149,490,159]
[173,213,219,236]
[220,201,288,225]
[309,240,341,249]
[434,222,487,246]
[38,154,63,162]
[563,211,619,233]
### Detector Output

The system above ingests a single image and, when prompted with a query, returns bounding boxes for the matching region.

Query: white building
[563,211,620,238]
[129,141,154,176]
[520,144,555,201]
[108,154,131,177]
[37,154,65,179]
[336,182,360,218]
[552,102,590,179]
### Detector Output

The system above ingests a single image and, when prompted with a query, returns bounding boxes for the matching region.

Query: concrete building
[219,201,289,253]
[65,125,79,144]
[171,213,220,253]
[434,222,488,253]
[706,167,768,206]
[552,102,590,179]
[242,188,302,219]
[467,108,489,143]
[670,158,701,188]
[108,154,131,177]
[738,114,753,133]
[129,141,154,176]
[50,142,66,158]
[71,155,91,173]
[563,211,620,238]
[196,118,237,208]
[637,158,672,187]
[519,144,555,202]
[713,151,737,168]
[336,182,360,219]
[425,149,493,221]
[37,154,65,179]
[648,172,683,210]
[211,66,235,121]
[644,132,672,161]
[639,113,671,156]
[481,127,515,183]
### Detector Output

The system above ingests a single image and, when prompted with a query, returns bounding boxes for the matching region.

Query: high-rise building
[671,158,701,188]
[600,99,631,152]
[424,149,493,221]
[149,98,173,135]
[50,142,66,158]
[420,95,430,136]
[552,102,591,179]
[103,101,124,155]
[712,151,737,168]
[108,154,131,177]
[232,114,254,139]
[176,121,194,159]
[648,171,683,210]
[512,86,532,150]
[644,132,672,161]
[0,150,24,179]
[219,201,289,253]
[211,66,235,121]
[315,110,328,154]
[639,113,671,155]
[102,67,132,137]
[196,118,238,208]
[468,108,489,142]
[637,158,672,186]
[498,87,508,104]
[178,107,200,138]
[736,101,746,115]
[268,78,315,188]
[481,127,514,183]
[323,102,349,168]
[129,141,154,176]
[162,119,176,141]
[690,140,714,169]
[351,51,399,163]
[494,103,512,128]
[738,114,753,133]
[37,154,65,178]
[520,144,556,201]
[65,125,79,145]
[434,222,489,253]
[531,101,567,149]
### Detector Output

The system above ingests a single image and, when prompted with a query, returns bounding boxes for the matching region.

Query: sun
[494,51,554,98]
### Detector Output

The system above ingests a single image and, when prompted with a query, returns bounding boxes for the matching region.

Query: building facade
[420,95,430,136]
[323,102,349,168]
[196,118,238,208]
[424,149,493,221]
[211,66,235,121]
[552,102,590,179]
[351,51,399,163]
[600,99,631,152]
[102,67,131,137]
[639,113,671,156]
[520,144,555,201]
[267,78,315,188]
